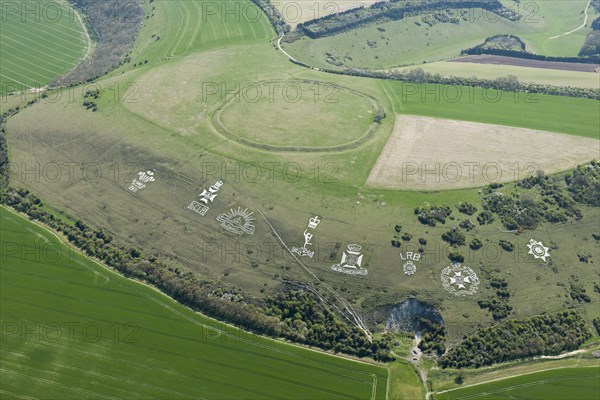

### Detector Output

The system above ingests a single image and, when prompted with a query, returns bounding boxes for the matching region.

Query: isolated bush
[442,227,466,246]
[469,238,483,250]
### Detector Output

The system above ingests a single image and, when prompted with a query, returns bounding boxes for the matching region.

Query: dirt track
[366,115,600,190]
[450,55,599,73]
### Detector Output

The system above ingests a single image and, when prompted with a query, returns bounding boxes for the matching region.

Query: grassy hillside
[0,0,89,94]
[283,0,596,69]
[129,0,273,64]
[3,0,598,349]
[0,206,387,399]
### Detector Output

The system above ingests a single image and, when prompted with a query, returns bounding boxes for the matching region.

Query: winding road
[550,0,592,39]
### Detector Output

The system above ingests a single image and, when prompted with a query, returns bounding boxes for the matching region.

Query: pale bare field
[393,61,600,89]
[366,115,600,190]
[274,1,378,27]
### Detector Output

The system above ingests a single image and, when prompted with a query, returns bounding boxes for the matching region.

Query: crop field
[274,0,378,27]
[434,366,600,400]
[282,0,595,69]
[367,115,600,190]
[0,0,89,94]
[0,206,388,399]
[393,60,600,89]
[450,55,599,73]
[388,361,424,400]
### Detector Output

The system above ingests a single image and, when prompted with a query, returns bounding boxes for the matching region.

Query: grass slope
[0,0,89,94]
[0,206,387,399]
[283,0,595,69]
[129,0,273,64]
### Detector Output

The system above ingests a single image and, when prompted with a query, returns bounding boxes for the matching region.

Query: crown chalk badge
[308,216,321,229]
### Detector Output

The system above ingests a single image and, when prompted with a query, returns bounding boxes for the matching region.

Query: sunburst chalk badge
[216,208,256,235]
[527,239,550,262]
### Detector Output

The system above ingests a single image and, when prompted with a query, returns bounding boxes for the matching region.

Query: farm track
[550,0,592,39]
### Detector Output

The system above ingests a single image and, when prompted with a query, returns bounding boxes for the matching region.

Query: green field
[381,80,600,138]
[282,0,596,69]
[129,0,272,64]
[388,361,424,400]
[0,0,89,94]
[435,367,600,400]
[0,206,388,399]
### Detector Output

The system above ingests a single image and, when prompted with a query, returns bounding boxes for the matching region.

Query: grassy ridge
[435,366,600,400]
[283,0,594,69]
[0,0,88,93]
[0,206,387,399]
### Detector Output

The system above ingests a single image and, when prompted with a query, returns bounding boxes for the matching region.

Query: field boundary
[0,205,386,370]
[56,0,95,80]
[435,365,599,395]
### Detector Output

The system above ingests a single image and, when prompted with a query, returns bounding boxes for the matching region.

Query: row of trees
[266,291,395,361]
[328,68,600,100]
[250,0,290,36]
[440,310,591,368]
[298,0,516,38]
[462,41,600,64]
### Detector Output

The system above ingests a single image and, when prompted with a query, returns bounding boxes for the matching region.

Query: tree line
[298,0,517,39]
[250,0,289,36]
[306,65,600,100]
[462,44,600,64]
[579,17,600,58]
[439,310,591,368]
